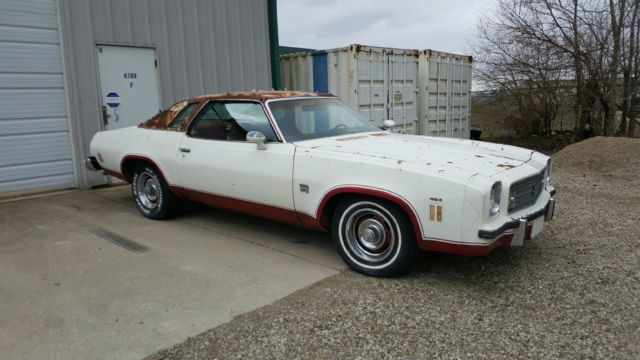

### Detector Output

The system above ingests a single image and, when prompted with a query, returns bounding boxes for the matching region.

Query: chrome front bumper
[510,197,554,246]
[478,195,556,243]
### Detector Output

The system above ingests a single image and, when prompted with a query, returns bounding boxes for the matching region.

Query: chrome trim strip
[545,197,555,221]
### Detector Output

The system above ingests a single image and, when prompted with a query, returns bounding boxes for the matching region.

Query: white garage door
[0,0,74,195]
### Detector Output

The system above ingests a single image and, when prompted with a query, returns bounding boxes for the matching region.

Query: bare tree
[474,2,568,136]
[621,0,640,136]
[630,2,640,137]
[604,0,626,136]
[473,0,640,138]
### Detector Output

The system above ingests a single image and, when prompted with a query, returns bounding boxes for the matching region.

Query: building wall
[58,0,273,187]
[0,0,76,195]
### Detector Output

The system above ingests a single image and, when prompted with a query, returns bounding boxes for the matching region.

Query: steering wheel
[330,124,348,132]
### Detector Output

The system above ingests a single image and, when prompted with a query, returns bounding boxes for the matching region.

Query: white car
[86,91,555,276]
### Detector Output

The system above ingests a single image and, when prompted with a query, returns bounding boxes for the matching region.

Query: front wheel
[332,196,417,277]
[131,163,178,219]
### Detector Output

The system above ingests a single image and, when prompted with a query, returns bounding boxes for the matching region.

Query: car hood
[294,132,535,177]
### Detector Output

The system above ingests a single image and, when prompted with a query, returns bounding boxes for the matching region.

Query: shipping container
[418,50,472,138]
[280,44,472,138]
[280,52,314,94]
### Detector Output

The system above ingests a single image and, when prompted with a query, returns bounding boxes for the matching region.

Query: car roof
[189,90,335,102]
[139,91,336,130]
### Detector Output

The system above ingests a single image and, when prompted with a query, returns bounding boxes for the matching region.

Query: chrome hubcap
[358,218,386,250]
[136,172,160,210]
[344,206,396,263]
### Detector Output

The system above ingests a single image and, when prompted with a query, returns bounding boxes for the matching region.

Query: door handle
[101,106,109,125]
[179,147,191,153]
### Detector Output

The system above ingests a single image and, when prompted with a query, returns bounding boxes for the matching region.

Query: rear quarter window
[168,103,199,129]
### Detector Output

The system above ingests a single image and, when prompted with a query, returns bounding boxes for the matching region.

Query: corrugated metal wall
[0,0,76,195]
[280,52,313,92]
[58,0,272,187]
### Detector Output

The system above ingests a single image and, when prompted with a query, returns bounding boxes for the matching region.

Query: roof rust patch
[370,132,390,137]
[189,90,333,103]
[140,100,188,129]
[497,164,517,170]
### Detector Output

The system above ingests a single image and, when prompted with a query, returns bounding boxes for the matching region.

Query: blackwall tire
[131,164,178,219]
[332,196,416,277]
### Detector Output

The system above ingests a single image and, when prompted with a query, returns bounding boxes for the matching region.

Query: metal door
[176,138,296,210]
[385,50,419,134]
[96,45,162,130]
[418,51,471,138]
[351,46,419,134]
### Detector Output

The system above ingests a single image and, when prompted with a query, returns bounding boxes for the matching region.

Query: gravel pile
[148,137,640,359]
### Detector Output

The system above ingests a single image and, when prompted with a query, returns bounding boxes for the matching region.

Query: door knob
[101,106,109,125]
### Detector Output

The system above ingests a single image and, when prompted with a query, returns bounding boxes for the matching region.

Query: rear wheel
[332,196,416,277]
[131,163,178,219]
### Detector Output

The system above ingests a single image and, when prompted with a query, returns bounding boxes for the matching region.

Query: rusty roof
[139,91,336,130]
[188,90,335,102]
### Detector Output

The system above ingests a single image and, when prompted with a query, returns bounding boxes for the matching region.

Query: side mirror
[246,131,267,150]
[382,120,395,130]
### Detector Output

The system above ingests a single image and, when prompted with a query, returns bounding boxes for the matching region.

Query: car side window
[168,102,198,129]
[188,102,278,142]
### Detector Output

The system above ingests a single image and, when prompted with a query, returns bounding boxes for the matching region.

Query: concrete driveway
[0,186,345,360]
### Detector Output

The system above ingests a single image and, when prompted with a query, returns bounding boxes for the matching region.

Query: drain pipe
[267,0,281,90]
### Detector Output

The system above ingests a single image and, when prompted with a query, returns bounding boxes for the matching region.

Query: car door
[175,100,296,213]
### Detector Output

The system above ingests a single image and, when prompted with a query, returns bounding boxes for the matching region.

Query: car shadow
[180,202,330,242]
[177,202,344,269]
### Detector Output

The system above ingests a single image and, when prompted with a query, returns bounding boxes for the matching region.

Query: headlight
[546,159,552,183]
[489,182,501,217]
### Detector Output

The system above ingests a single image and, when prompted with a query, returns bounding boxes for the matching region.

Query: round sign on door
[105,92,120,108]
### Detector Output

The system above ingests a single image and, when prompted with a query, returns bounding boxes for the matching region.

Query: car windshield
[267,98,381,142]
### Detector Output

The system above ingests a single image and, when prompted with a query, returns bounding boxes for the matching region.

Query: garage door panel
[0,117,69,136]
[0,24,60,44]
[0,3,58,30]
[0,42,62,73]
[0,132,72,167]
[0,174,75,194]
[0,0,57,14]
[0,89,67,120]
[0,73,64,89]
[0,160,73,183]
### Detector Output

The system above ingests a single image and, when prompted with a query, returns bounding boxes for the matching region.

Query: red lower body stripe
[170,186,326,231]
[102,170,512,257]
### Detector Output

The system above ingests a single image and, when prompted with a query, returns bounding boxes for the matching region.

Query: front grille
[509,171,545,213]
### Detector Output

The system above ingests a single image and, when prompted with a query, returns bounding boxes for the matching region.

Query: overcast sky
[277,0,496,55]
